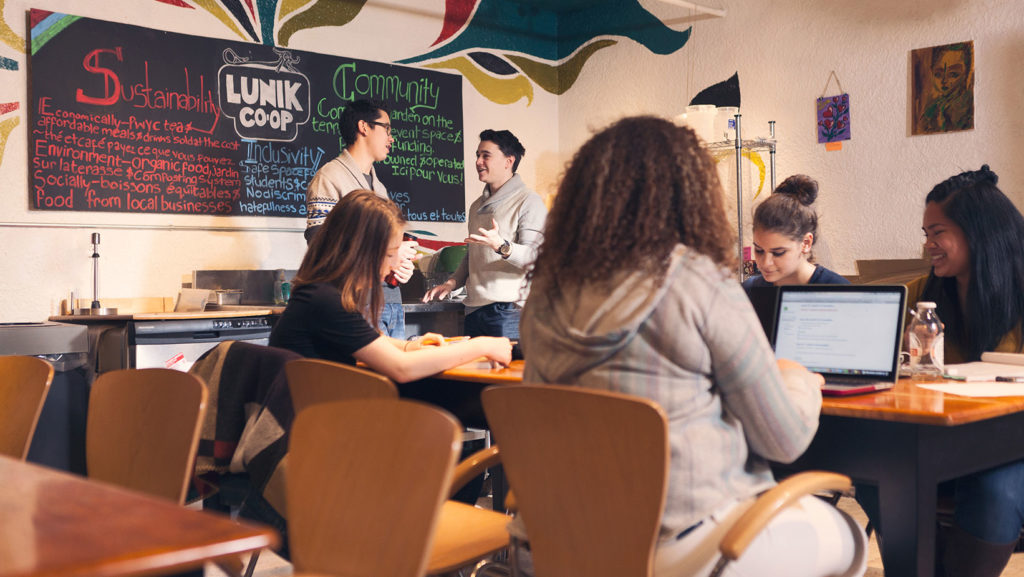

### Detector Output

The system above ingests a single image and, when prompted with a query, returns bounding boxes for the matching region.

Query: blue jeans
[464,302,521,339]
[379,302,406,340]
[955,460,1024,542]
[855,459,1024,543]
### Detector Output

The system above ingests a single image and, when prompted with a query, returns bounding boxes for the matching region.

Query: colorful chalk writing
[29,10,465,221]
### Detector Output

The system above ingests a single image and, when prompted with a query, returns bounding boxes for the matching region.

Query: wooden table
[432,363,1024,577]
[783,378,1024,577]
[0,455,279,577]
[398,360,525,430]
[437,359,525,386]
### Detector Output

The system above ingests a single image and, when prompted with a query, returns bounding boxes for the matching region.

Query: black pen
[995,376,1024,383]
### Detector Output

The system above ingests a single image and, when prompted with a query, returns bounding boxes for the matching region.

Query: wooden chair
[286,358,399,414]
[287,399,460,576]
[482,384,855,577]
[87,368,208,504]
[285,358,512,575]
[0,356,54,459]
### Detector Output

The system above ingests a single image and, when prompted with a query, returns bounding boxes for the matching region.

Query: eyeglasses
[368,121,392,136]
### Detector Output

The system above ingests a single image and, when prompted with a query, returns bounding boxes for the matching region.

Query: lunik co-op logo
[217,47,310,142]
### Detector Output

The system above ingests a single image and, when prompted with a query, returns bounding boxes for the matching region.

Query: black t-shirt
[269,282,380,365]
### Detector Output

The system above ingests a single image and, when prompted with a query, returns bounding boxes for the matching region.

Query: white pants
[653,495,868,577]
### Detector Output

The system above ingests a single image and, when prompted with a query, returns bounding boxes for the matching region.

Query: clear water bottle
[908,301,944,380]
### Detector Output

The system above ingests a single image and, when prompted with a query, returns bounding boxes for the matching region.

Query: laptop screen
[772,285,906,378]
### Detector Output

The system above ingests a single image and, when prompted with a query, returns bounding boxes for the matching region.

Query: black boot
[937,523,1016,577]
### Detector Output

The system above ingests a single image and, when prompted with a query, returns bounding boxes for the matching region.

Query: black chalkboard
[28,10,466,222]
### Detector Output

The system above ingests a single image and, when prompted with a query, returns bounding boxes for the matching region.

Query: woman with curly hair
[520,116,866,576]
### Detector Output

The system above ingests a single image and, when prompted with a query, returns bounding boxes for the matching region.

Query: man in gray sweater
[423,129,547,339]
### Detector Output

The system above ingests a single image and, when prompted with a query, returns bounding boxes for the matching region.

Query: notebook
[771,285,907,396]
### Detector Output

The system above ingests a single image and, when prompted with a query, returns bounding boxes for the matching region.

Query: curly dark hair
[529,116,735,291]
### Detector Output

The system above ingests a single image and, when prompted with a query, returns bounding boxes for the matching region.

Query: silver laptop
[771,285,907,396]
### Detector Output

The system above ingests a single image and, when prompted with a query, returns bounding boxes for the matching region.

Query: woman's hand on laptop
[776,358,825,420]
[777,358,826,388]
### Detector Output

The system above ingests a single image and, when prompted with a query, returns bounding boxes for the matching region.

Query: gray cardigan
[450,173,547,309]
[521,245,822,538]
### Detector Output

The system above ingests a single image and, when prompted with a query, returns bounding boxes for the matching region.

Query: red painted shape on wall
[432,0,477,47]
[0,102,19,116]
[152,0,195,8]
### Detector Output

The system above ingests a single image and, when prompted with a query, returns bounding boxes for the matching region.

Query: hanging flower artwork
[816,93,851,143]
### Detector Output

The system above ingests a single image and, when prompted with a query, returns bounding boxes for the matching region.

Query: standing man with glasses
[305,99,416,339]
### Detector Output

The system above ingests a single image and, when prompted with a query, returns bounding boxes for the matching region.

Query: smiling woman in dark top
[270,191,511,382]
[742,174,848,290]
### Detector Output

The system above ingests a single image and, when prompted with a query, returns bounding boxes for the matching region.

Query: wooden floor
[207,496,1024,577]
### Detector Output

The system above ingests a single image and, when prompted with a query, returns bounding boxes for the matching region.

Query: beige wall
[560,0,1024,274]
[2,0,1021,321]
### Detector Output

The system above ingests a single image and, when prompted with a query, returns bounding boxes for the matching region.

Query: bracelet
[403,340,411,352]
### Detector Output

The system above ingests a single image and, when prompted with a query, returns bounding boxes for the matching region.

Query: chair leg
[470,558,512,577]
[243,550,260,577]
[709,557,730,577]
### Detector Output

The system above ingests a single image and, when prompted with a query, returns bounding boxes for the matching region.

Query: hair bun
[978,164,998,185]
[774,174,818,206]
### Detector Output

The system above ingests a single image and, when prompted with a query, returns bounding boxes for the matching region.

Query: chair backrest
[482,384,670,577]
[288,399,461,577]
[285,358,397,415]
[86,368,208,504]
[0,356,54,459]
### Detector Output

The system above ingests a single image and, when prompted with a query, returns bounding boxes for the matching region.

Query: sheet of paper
[917,382,1024,397]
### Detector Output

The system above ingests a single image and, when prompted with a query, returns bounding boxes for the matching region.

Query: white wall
[2,0,1021,321]
[562,0,1024,274]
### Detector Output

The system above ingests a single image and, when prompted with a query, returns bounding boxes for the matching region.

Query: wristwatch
[496,239,512,259]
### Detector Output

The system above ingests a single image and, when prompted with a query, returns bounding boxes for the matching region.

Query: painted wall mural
[399,0,692,105]
[0,0,20,169]
[150,0,692,105]
[0,0,697,167]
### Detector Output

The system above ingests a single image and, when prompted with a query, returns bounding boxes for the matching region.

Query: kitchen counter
[49,308,273,322]
[401,300,465,313]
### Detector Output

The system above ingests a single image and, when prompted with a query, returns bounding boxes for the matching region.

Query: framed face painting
[911,41,974,135]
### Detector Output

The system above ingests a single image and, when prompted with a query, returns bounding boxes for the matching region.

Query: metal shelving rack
[705,115,776,280]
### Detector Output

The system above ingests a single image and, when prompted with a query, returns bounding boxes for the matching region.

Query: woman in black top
[742,174,849,289]
[271,191,511,381]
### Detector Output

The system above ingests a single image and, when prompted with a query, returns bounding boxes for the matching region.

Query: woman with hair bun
[742,174,849,289]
